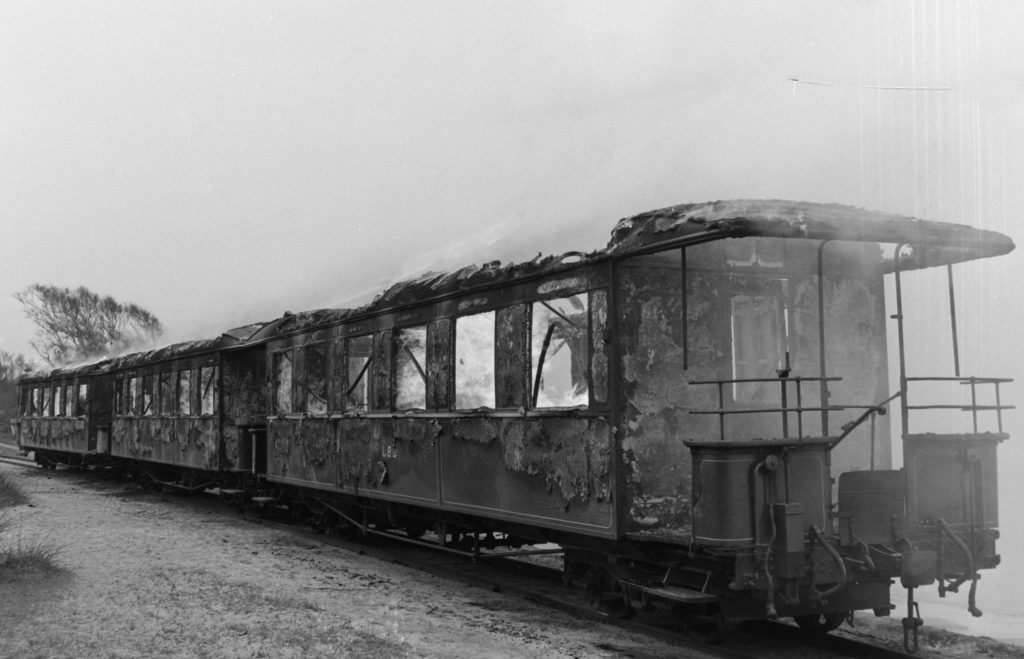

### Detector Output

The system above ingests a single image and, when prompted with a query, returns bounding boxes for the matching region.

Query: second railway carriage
[255,199,1013,640]
[103,322,279,486]
[13,361,112,468]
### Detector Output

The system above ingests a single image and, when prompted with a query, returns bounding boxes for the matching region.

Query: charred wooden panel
[371,330,392,410]
[426,318,452,410]
[337,418,441,502]
[618,255,717,537]
[268,418,336,487]
[441,416,613,534]
[495,304,529,408]
[19,418,89,453]
[328,338,346,412]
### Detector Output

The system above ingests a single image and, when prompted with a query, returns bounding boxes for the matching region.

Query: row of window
[114,366,218,417]
[22,383,89,418]
[272,291,609,415]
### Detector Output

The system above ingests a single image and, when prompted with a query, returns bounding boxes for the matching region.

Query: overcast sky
[2,1,1020,351]
[2,0,1024,627]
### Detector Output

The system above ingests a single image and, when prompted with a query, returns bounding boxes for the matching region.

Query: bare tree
[0,351,32,381]
[14,285,164,365]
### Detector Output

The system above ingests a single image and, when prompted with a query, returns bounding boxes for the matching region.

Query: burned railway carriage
[12,201,1014,647]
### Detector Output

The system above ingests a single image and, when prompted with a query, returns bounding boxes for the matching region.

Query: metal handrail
[903,375,1014,434]
[688,375,843,441]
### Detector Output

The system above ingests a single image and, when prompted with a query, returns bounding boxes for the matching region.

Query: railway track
[241,506,920,659]
[0,462,941,658]
[0,454,38,469]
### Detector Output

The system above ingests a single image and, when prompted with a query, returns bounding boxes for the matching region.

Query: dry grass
[0,472,66,582]
[0,471,29,508]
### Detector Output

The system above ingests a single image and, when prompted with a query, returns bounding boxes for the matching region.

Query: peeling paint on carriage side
[268,418,336,487]
[19,417,89,453]
[335,418,441,502]
[449,416,611,506]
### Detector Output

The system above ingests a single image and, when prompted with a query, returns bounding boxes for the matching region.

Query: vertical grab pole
[816,241,831,436]
[947,264,961,377]
[893,244,910,438]
[681,247,688,371]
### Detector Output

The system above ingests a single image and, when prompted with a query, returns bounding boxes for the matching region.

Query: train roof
[16,200,1013,382]
[606,199,1015,270]
[16,319,287,383]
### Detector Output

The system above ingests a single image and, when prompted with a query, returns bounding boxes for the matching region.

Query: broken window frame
[54,384,64,417]
[64,384,75,417]
[76,383,88,417]
[178,369,193,416]
[303,343,328,416]
[158,371,174,416]
[141,374,155,416]
[394,325,428,411]
[454,310,497,410]
[272,350,294,415]
[199,366,217,416]
[127,377,139,416]
[345,335,373,412]
[530,293,591,409]
[114,377,124,416]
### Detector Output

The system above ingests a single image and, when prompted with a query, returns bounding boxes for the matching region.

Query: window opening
[142,375,154,416]
[531,295,589,408]
[305,344,328,415]
[395,326,427,410]
[272,352,293,414]
[64,385,74,416]
[114,378,124,415]
[178,370,193,415]
[41,386,53,416]
[54,385,64,417]
[731,281,790,402]
[346,336,373,411]
[455,311,496,409]
[158,372,174,415]
[200,366,217,415]
[77,384,88,416]
[127,377,138,416]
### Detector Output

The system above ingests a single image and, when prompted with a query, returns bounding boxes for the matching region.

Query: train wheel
[794,612,847,633]
[585,566,636,620]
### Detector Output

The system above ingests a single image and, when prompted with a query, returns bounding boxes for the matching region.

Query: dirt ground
[1,452,1022,659]
[0,462,715,659]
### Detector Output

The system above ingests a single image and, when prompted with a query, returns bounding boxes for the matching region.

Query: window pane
[64,385,75,416]
[159,372,174,415]
[54,385,64,417]
[77,384,89,416]
[531,295,589,408]
[346,336,372,411]
[141,375,154,416]
[395,326,427,410]
[200,366,217,415]
[455,312,495,409]
[273,352,293,414]
[304,344,328,415]
[178,370,193,415]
